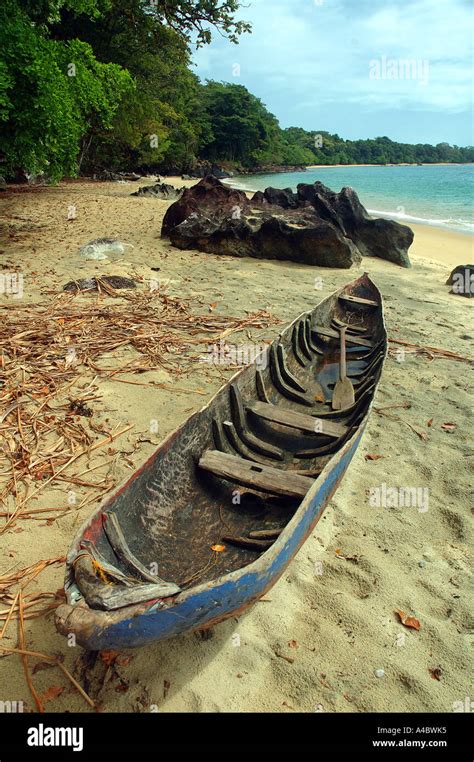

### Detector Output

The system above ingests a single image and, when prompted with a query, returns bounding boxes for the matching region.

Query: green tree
[50,1,248,172]
[0,0,132,180]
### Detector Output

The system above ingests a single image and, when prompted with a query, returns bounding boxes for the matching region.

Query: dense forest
[1,0,473,182]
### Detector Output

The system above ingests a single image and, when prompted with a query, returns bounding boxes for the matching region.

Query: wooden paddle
[332,326,355,410]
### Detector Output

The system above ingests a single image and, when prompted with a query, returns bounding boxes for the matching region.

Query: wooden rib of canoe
[55,273,387,650]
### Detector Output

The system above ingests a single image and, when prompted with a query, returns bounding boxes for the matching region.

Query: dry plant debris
[388,337,473,364]
[0,286,279,530]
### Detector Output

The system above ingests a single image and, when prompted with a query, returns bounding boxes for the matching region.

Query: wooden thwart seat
[332,317,369,335]
[312,325,375,347]
[338,294,378,308]
[247,401,347,439]
[199,450,313,498]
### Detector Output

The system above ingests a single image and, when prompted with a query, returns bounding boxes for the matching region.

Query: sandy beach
[0,177,472,714]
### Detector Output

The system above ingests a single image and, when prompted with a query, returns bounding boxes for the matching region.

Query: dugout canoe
[55,273,387,649]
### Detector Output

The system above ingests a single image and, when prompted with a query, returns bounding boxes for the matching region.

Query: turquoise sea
[228,164,474,234]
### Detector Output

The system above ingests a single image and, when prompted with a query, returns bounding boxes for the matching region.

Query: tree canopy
[1,0,472,181]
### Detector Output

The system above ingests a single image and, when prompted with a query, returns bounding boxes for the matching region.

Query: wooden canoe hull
[55,274,386,650]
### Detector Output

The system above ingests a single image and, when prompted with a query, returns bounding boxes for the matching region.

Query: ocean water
[228,164,474,234]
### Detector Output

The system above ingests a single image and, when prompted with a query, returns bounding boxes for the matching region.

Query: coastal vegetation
[1,0,473,181]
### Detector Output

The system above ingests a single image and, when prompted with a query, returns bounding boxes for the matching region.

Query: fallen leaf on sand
[43,685,64,701]
[427,418,433,427]
[395,610,421,630]
[365,453,384,461]
[429,667,442,681]
[441,422,457,431]
[211,544,225,552]
[335,549,359,562]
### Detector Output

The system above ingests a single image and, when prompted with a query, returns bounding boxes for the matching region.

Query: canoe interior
[68,274,386,606]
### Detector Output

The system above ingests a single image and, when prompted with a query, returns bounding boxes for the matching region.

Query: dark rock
[162,177,360,268]
[181,175,192,180]
[187,161,231,179]
[446,265,474,297]
[296,182,413,267]
[94,171,141,182]
[63,276,137,293]
[162,176,249,236]
[121,172,141,181]
[238,164,307,175]
[132,182,184,200]
[252,187,300,209]
[162,176,412,268]
[357,217,413,268]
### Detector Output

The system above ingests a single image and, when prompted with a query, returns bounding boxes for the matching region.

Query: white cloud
[193,0,473,141]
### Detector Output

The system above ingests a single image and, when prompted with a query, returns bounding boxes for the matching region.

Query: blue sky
[193,0,473,145]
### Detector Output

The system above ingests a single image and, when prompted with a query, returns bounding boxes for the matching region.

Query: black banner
[0,712,471,758]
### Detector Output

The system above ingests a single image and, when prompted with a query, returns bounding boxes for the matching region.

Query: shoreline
[305,162,474,169]
[406,223,473,267]
[220,173,473,242]
[209,178,473,264]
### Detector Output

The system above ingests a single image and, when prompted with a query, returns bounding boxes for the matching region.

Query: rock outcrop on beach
[237,164,307,175]
[295,182,413,267]
[187,160,231,179]
[162,176,249,236]
[161,177,413,268]
[94,170,142,182]
[446,264,474,297]
[132,182,184,199]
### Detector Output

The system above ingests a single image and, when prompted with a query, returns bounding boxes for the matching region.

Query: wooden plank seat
[247,401,348,439]
[332,317,370,335]
[311,325,375,348]
[338,294,378,308]
[199,450,314,499]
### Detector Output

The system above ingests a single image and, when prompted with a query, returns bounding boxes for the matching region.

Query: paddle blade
[332,378,355,410]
